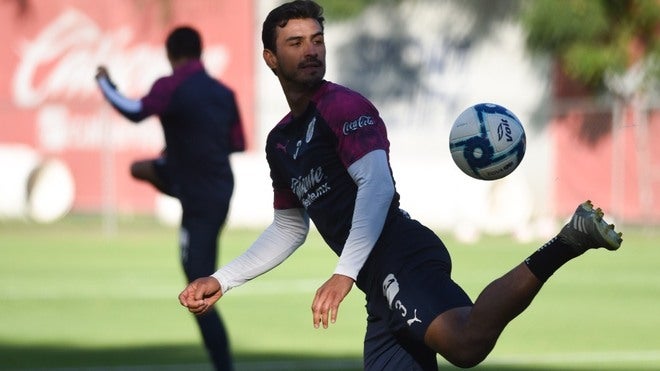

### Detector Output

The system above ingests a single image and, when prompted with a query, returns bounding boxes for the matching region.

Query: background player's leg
[130,158,173,196]
[180,211,233,371]
[195,307,233,371]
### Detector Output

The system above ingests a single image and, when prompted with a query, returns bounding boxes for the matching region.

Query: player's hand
[178,277,223,316]
[311,274,354,329]
[95,66,109,80]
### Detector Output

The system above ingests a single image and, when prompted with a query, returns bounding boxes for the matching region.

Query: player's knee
[129,162,143,180]
[442,349,488,369]
[433,331,497,368]
[425,313,494,368]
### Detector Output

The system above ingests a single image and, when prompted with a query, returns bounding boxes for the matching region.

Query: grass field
[0,214,659,370]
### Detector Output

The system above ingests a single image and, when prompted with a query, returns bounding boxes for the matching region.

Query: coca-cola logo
[342,115,374,135]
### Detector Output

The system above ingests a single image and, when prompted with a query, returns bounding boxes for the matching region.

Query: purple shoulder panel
[313,82,390,167]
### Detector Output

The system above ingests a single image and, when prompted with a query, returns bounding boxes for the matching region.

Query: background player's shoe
[559,200,623,254]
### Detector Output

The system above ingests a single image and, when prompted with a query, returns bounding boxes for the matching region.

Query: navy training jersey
[136,60,244,210]
[266,80,401,257]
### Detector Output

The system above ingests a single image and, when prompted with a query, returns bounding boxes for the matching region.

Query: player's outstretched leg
[558,200,623,253]
[424,200,624,368]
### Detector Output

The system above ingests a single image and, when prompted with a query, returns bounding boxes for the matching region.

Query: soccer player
[178,2,623,370]
[96,26,245,370]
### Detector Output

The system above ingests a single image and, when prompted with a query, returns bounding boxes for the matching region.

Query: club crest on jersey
[342,115,374,135]
[306,117,316,143]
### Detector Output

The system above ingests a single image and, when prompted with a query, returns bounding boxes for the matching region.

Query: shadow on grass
[0,344,600,371]
[0,344,205,370]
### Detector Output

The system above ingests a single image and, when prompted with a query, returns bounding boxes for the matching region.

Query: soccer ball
[449,103,526,180]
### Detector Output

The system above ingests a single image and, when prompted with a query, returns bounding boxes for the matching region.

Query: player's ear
[263,49,278,75]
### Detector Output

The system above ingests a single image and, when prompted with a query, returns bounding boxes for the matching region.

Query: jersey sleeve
[96,76,149,123]
[272,188,302,210]
[229,93,246,153]
[140,77,175,117]
[320,92,390,168]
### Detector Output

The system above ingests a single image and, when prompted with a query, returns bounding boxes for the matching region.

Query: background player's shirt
[266,80,401,257]
[101,60,245,211]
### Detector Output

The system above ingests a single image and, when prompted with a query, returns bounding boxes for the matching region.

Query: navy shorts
[358,213,473,371]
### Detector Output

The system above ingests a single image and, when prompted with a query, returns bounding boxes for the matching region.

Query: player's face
[266,18,326,87]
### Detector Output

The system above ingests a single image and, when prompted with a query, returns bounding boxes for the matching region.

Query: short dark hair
[166,26,202,60]
[262,0,325,52]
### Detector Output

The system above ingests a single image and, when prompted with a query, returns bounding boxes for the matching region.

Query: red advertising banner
[552,107,660,224]
[0,0,254,220]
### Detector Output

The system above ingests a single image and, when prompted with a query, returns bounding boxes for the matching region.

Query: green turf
[0,216,658,370]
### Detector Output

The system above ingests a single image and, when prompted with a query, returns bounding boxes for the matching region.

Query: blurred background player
[95,26,244,370]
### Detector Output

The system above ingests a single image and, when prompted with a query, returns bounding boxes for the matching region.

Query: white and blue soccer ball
[449,103,526,181]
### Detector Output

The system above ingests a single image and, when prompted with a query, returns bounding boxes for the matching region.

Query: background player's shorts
[359,212,473,370]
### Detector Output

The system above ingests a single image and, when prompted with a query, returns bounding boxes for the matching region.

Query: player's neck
[283,81,321,117]
[169,57,196,70]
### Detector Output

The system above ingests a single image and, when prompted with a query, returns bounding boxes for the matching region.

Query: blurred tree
[320,0,401,20]
[521,0,660,96]
[523,0,660,221]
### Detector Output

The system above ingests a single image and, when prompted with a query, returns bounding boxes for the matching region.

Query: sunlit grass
[0,216,658,370]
